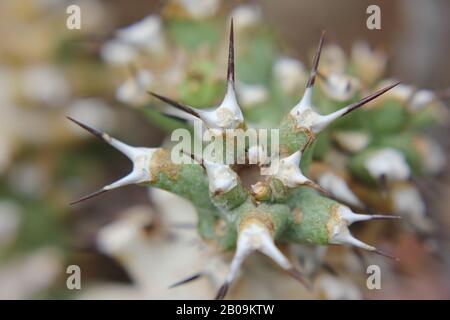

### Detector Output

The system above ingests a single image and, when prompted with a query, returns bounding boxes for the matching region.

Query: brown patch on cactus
[216,108,236,128]
[239,212,275,237]
[150,148,180,181]
[326,204,344,239]
[289,114,315,139]
[293,208,304,224]
[296,123,314,138]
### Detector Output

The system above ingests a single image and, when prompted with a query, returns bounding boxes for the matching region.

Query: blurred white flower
[116,69,154,106]
[319,73,360,101]
[101,40,138,66]
[320,45,347,74]
[8,162,50,198]
[415,137,446,174]
[97,205,155,255]
[21,65,70,106]
[236,82,268,108]
[273,57,307,94]
[391,182,432,233]
[365,148,410,182]
[333,130,370,153]
[116,15,166,55]
[375,80,415,105]
[176,0,221,19]
[230,5,262,31]
[316,274,362,300]
[318,171,363,208]
[0,248,62,299]
[409,89,435,112]
[66,98,117,136]
[351,41,386,85]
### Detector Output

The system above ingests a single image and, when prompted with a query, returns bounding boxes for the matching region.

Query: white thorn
[320,73,360,101]
[224,82,244,119]
[330,227,376,252]
[258,233,292,270]
[336,205,400,226]
[104,170,147,191]
[273,151,312,188]
[290,82,399,134]
[223,222,296,286]
[225,244,252,284]
[203,160,238,194]
[318,172,364,208]
[162,106,201,122]
[223,223,261,284]
[290,99,350,134]
[67,117,158,192]
[328,206,399,259]
[106,137,142,160]
[199,83,244,130]
[343,233,376,251]
[339,206,375,224]
[290,87,314,115]
[102,146,157,191]
[310,108,349,133]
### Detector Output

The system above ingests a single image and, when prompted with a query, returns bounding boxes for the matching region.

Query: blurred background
[0,0,449,299]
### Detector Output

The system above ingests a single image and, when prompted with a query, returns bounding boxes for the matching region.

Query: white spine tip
[273,151,318,189]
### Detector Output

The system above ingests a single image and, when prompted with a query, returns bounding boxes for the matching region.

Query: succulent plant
[70,4,448,299]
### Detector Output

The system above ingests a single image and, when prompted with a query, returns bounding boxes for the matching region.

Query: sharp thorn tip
[214,282,230,300]
[373,249,400,261]
[168,273,203,289]
[341,81,401,117]
[70,188,108,205]
[66,116,107,141]
[287,267,312,291]
[306,31,326,88]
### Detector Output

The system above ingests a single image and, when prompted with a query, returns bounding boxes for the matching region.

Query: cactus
[70,4,447,299]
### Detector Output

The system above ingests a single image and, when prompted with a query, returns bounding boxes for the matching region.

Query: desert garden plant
[69,6,448,299]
